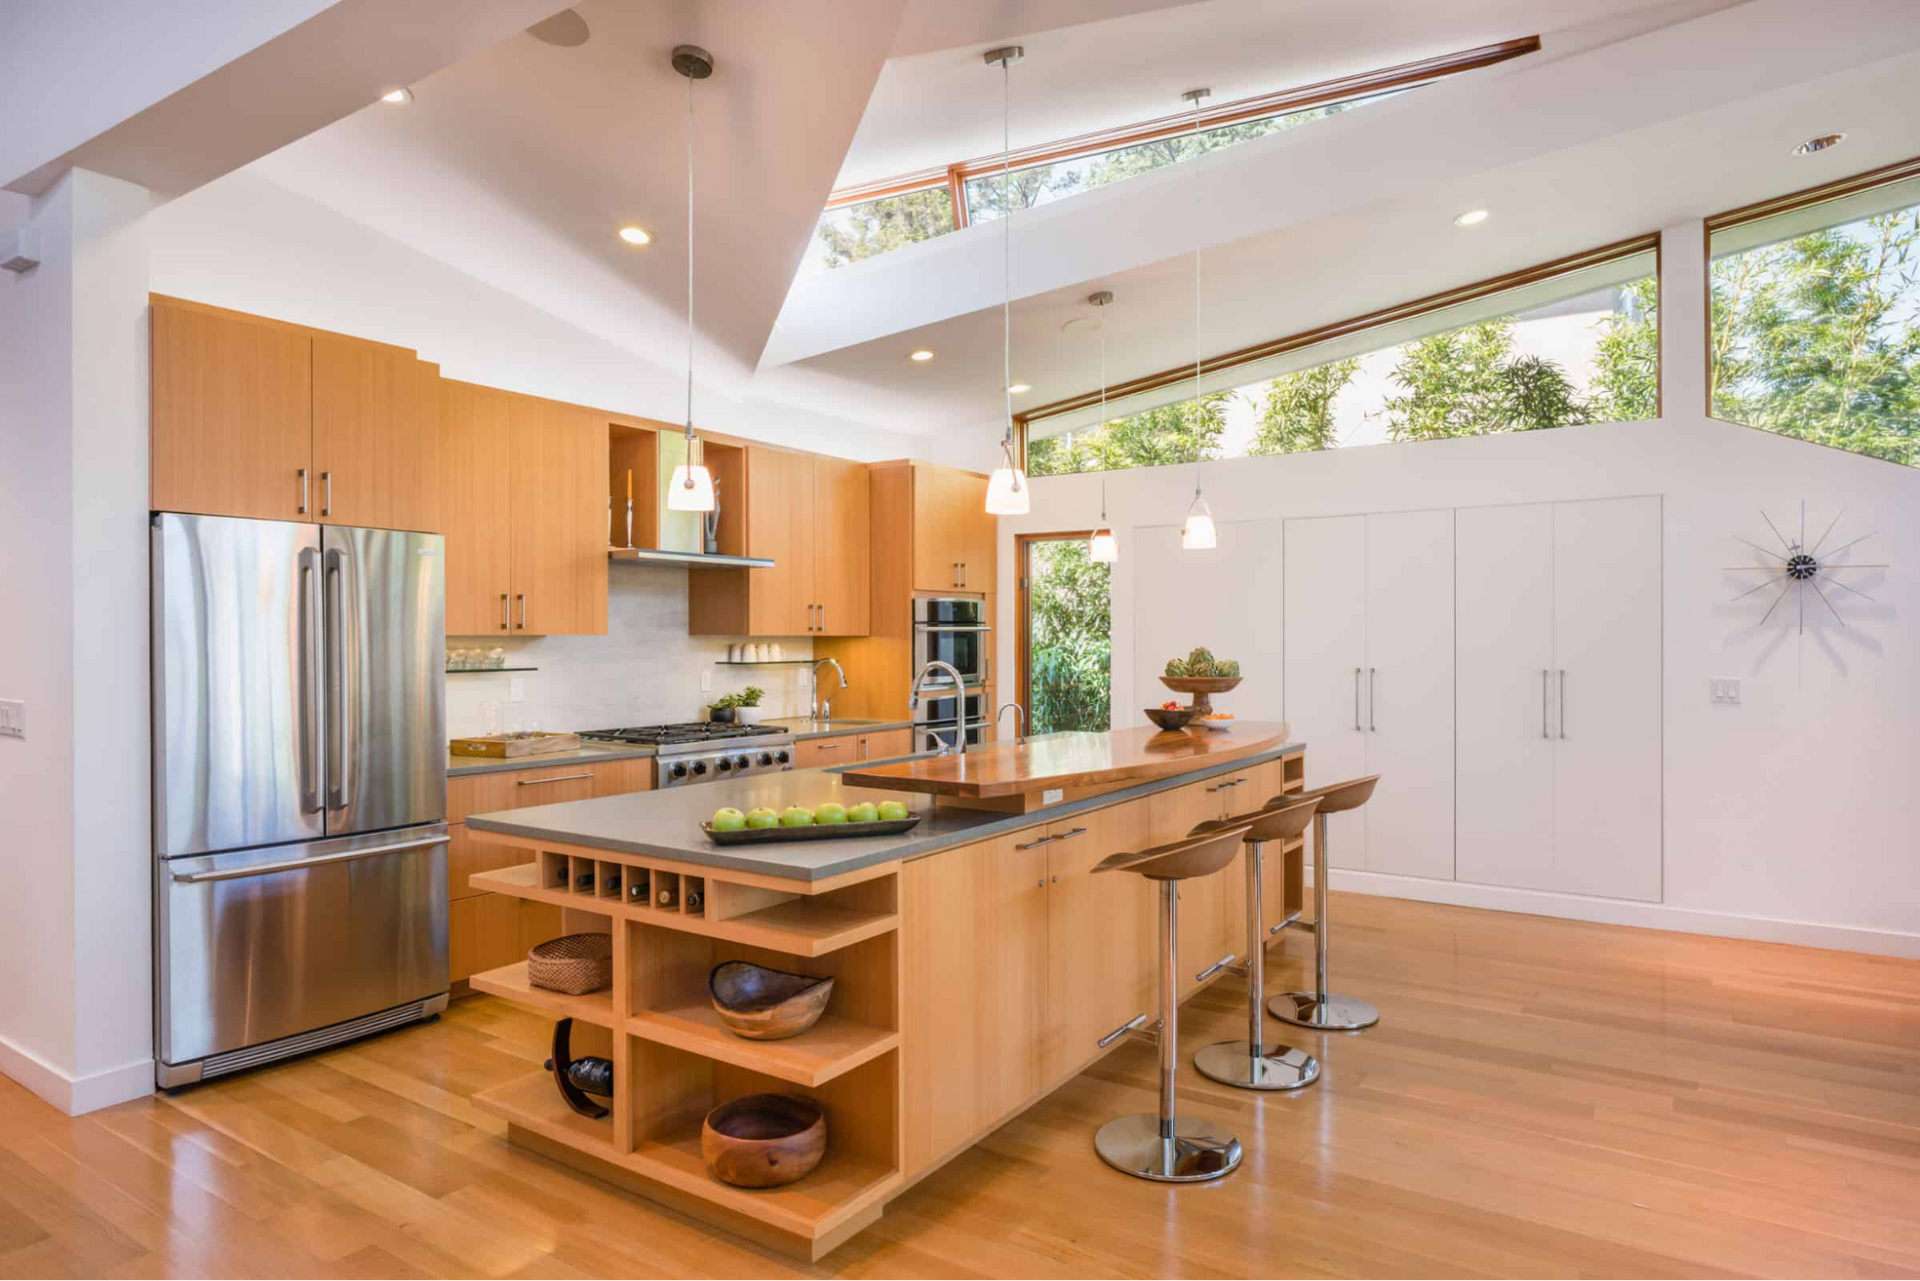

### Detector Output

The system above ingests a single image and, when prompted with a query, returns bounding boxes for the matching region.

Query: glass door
[1017,533,1113,736]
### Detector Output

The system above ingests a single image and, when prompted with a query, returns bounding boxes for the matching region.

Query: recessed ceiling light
[1008,383,1031,394]
[380,87,413,105]
[618,226,652,246]
[909,349,934,362]
[1792,132,1846,156]
[1453,208,1490,227]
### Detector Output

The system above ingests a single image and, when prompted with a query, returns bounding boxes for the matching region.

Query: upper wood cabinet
[688,447,869,638]
[910,463,992,593]
[438,384,608,637]
[149,296,442,532]
[150,300,312,521]
[311,335,441,532]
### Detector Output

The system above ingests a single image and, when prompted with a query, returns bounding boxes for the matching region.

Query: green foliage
[813,188,955,268]
[1589,276,1661,422]
[1710,208,1920,465]
[1383,318,1590,440]
[1026,540,1111,735]
[1027,391,1236,478]
[711,686,765,711]
[1249,358,1360,454]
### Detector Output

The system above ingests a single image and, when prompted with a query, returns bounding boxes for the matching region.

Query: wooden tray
[450,731,583,758]
[701,816,922,845]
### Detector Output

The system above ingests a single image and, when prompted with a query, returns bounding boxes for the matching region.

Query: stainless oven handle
[914,623,993,632]
[516,773,596,786]
[171,835,448,883]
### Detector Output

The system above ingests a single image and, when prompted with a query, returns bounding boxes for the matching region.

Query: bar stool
[1193,795,1323,1090]
[1089,821,1253,1182]
[1270,775,1381,1032]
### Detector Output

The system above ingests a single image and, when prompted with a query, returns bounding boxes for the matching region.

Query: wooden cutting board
[449,731,583,759]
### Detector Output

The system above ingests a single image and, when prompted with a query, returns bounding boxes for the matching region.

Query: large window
[1708,160,1920,466]
[1018,535,1112,737]
[1026,240,1659,478]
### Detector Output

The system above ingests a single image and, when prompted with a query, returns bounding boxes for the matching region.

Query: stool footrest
[1095,1012,1157,1050]
[1273,914,1312,936]
[1194,953,1238,985]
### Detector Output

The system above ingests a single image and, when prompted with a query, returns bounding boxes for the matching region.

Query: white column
[0,167,154,1113]
[1659,219,1709,422]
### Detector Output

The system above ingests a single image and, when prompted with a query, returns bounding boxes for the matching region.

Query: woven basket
[527,932,613,995]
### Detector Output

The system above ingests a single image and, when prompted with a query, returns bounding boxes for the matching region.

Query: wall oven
[912,598,990,687]
[911,683,990,751]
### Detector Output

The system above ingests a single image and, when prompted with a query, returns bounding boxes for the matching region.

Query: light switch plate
[508,677,525,704]
[700,671,712,693]
[0,699,22,738]
[1042,788,1064,805]
[1710,678,1741,705]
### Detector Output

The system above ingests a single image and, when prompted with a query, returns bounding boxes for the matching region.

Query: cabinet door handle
[516,772,595,786]
[297,468,308,515]
[815,741,843,752]
[1558,668,1567,739]
[321,470,332,517]
[1354,667,1362,731]
[1368,667,1377,731]
[501,592,510,631]
[1015,834,1057,850]
[819,603,827,632]
[516,593,527,630]
[1051,826,1087,841]
[1542,669,1550,739]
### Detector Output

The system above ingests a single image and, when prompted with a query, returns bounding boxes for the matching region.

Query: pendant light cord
[684,68,697,476]
[1191,93,1203,500]
[1000,58,1019,488]
[1098,315,1108,521]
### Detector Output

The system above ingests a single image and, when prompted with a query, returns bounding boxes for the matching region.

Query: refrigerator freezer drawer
[157,825,449,1070]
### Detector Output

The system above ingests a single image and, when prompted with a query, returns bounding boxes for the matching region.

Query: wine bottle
[656,885,678,910]
[574,870,595,892]
[627,875,650,903]
[683,889,703,914]
[602,872,621,896]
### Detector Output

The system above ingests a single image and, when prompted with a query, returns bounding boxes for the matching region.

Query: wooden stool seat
[1092,823,1250,882]
[1295,774,1378,815]
[1240,794,1320,845]
[1271,774,1382,1033]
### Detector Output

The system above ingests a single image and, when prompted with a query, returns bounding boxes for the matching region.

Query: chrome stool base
[1093,1112,1244,1182]
[1193,1040,1320,1090]
[1269,990,1379,1031]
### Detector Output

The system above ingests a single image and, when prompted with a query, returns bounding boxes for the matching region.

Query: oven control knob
[716,757,732,772]
[734,755,750,770]
[775,750,790,765]
[757,753,774,766]
[669,762,688,780]
[691,760,708,776]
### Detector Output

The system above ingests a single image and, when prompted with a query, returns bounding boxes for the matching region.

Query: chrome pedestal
[1270,813,1380,1032]
[1195,837,1320,1089]
[1096,880,1242,1182]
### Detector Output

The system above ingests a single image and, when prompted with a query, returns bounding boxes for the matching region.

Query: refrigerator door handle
[170,834,448,883]
[324,546,351,812]
[298,547,325,813]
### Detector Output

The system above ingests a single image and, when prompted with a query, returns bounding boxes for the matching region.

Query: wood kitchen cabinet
[439,381,513,635]
[688,447,869,638]
[1039,799,1155,1083]
[910,463,993,593]
[150,297,442,532]
[791,726,914,769]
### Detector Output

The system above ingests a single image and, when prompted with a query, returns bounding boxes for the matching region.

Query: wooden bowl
[1143,706,1199,732]
[708,961,834,1041]
[701,1094,826,1188]
[1159,674,1243,715]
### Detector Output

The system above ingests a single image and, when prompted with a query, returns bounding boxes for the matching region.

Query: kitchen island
[462,724,1304,1260]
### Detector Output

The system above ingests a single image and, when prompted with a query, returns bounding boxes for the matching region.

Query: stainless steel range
[578,723,796,788]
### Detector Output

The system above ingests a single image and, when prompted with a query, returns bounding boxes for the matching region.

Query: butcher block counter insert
[459,728,1305,1261]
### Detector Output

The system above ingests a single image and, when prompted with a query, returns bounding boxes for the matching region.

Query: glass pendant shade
[1181,493,1217,550]
[984,459,1030,516]
[1089,528,1119,562]
[666,462,715,512]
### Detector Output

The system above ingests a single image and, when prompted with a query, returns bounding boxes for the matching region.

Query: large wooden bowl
[701,1094,827,1188]
[708,961,834,1040]
[1159,674,1243,715]
[1142,705,1200,732]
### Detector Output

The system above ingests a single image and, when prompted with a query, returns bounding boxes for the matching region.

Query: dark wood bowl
[708,961,834,1040]
[701,1094,827,1188]
[1143,706,1199,732]
[1159,674,1243,715]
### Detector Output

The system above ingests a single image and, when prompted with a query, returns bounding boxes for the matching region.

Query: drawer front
[449,756,652,822]
[793,735,856,769]
[856,728,915,761]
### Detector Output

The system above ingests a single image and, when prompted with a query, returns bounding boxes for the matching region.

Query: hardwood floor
[5,894,1918,1278]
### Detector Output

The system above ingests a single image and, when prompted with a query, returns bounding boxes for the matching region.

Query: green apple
[779,806,815,827]
[745,807,779,829]
[815,802,849,825]
[710,806,747,832]
[846,802,880,824]
[876,800,910,821]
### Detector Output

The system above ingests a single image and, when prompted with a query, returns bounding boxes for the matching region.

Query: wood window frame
[1015,530,1098,738]
[1700,153,1920,419]
[824,36,1540,234]
[1015,230,1664,469]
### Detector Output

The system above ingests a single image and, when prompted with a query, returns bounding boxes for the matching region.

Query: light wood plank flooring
[3,893,1917,1278]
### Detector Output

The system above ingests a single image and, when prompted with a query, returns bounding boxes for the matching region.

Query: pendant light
[1086,290,1119,563]
[1179,86,1217,551]
[983,46,1031,517]
[667,44,716,513]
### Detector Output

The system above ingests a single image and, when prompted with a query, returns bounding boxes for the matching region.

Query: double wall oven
[912,598,991,749]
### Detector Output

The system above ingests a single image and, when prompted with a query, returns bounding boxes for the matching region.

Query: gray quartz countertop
[448,743,655,779]
[464,736,1303,882]
[761,717,915,741]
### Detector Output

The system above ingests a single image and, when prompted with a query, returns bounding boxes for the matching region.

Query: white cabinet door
[1362,509,1455,879]
[1455,503,1557,892]
[1283,515,1367,868]
[1552,496,1662,901]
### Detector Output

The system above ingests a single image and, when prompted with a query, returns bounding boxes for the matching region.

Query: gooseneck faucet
[810,657,847,721]
[908,660,968,757]
[996,701,1027,743]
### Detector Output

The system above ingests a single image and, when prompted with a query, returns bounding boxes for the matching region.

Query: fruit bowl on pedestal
[1158,675,1243,717]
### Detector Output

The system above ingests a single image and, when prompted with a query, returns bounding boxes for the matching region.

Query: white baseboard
[0,1032,153,1116]
[1316,868,1920,959]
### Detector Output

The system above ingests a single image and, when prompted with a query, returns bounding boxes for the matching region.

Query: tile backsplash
[444,562,814,736]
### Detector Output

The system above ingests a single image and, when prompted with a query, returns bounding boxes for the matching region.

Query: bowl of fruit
[1159,648,1243,714]
[1194,711,1237,732]
[703,799,919,844]
[1143,701,1200,733]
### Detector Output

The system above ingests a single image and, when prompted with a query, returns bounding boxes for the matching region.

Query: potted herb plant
[734,686,766,726]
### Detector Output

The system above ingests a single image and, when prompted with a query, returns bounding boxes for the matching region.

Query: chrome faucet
[996,701,1027,743]
[909,660,967,757]
[810,657,847,721]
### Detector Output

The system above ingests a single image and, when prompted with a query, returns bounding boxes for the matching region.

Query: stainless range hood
[608,430,773,569]
[609,547,773,569]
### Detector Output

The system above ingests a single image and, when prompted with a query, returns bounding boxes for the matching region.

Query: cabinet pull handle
[516,773,595,786]
[1354,667,1362,730]
[1368,667,1377,731]
[819,603,827,632]
[1015,834,1057,850]
[321,470,332,517]
[815,741,843,751]
[1542,669,1550,739]
[297,468,308,515]
[516,593,527,630]
[1558,668,1567,740]
[501,593,510,630]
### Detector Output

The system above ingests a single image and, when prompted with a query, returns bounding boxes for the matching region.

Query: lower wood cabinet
[790,727,915,770]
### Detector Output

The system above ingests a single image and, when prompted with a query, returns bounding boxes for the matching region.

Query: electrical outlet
[700,671,713,693]
[0,699,22,738]
[508,677,525,704]
[1710,678,1741,705]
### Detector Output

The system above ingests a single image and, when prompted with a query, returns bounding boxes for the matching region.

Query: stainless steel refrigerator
[152,512,449,1087]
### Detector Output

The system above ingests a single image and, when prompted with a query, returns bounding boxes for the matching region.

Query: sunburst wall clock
[1726,501,1888,632]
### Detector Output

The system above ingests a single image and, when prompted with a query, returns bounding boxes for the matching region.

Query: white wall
[0,169,155,1112]
[997,227,1920,957]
